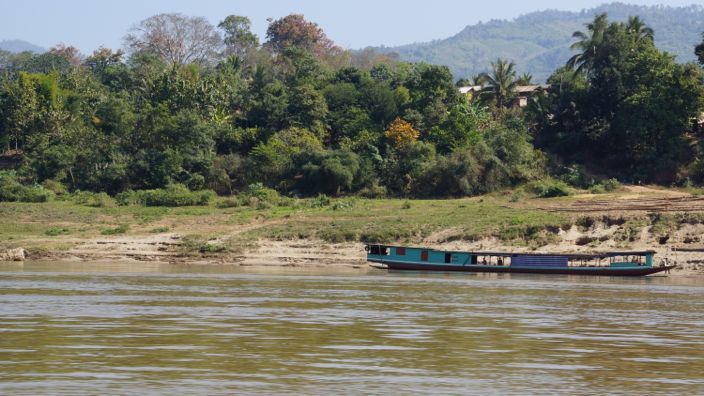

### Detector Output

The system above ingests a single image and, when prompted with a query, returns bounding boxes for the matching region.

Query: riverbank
[2,185,704,275]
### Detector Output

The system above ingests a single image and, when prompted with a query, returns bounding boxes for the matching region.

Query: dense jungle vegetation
[1,12,704,205]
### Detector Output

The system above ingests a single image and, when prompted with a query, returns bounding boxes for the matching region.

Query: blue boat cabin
[366,245,655,269]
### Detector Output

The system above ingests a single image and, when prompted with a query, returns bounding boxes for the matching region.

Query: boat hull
[371,260,676,276]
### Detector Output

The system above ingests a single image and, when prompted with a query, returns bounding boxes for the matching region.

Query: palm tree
[625,16,654,44]
[567,13,609,74]
[517,73,533,85]
[478,58,518,108]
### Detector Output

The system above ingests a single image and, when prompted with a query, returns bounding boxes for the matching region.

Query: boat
[366,245,676,276]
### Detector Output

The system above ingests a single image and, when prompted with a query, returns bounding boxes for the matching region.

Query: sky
[2,0,703,53]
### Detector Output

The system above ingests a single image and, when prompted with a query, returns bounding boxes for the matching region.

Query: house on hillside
[514,85,550,107]
[458,84,550,108]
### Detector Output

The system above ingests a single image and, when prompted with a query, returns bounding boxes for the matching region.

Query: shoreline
[5,235,704,277]
[4,186,704,277]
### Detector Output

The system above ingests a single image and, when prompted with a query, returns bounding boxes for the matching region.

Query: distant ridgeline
[367,2,704,82]
[0,40,45,54]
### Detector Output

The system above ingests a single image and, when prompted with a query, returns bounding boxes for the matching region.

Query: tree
[384,117,419,147]
[300,150,360,195]
[287,84,328,135]
[265,14,337,57]
[478,58,518,108]
[517,73,533,85]
[84,47,124,73]
[540,13,704,183]
[567,13,609,74]
[626,16,654,44]
[218,15,259,58]
[124,13,222,66]
[0,72,38,151]
[696,33,704,66]
[48,44,82,67]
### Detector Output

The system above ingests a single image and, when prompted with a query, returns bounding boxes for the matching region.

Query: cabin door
[421,250,429,261]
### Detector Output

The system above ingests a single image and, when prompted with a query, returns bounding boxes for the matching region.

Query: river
[1,262,703,395]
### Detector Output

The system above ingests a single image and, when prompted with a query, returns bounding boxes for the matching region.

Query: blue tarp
[512,255,568,267]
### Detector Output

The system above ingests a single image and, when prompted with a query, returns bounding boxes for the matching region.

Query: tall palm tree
[478,58,518,108]
[625,16,654,44]
[517,72,533,85]
[567,13,609,74]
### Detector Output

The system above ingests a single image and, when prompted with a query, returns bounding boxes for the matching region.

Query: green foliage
[72,191,115,207]
[0,173,54,202]
[525,179,572,198]
[2,9,703,202]
[45,226,69,236]
[199,243,227,253]
[117,185,214,207]
[370,3,704,82]
[101,224,129,235]
[300,150,360,195]
[537,13,704,184]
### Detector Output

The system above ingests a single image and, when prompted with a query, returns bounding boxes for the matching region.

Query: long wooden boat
[366,245,675,276]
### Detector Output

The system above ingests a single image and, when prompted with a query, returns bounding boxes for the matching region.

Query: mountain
[0,39,45,54]
[369,3,704,82]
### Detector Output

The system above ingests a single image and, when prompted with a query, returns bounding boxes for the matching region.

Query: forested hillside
[370,3,704,82]
[0,11,703,205]
[0,40,45,54]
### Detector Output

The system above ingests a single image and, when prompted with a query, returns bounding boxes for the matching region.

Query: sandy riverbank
[4,186,704,276]
[6,231,703,276]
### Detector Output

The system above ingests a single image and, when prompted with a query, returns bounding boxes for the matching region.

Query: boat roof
[366,244,655,258]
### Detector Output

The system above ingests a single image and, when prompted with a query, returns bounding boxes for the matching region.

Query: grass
[2,186,691,255]
[101,224,130,235]
[0,194,569,252]
[45,227,70,236]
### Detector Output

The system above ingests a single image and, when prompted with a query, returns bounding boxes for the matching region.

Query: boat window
[471,255,478,264]
[396,247,406,256]
[445,253,452,263]
[370,245,381,255]
[421,250,429,261]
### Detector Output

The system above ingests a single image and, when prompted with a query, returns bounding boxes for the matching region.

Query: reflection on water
[1,262,704,394]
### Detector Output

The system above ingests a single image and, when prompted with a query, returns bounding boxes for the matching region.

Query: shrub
[525,179,572,198]
[575,236,596,246]
[41,180,68,196]
[358,183,387,198]
[45,227,69,236]
[307,194,331,208]
[72,191,115,207]
[117,185,214,207]
[244,183,281,204]
[588,184,606,194]
[199,243,227,253]
[589,178,621,194]
[115,190,139,206]
[601,178,621,192]
[576,216,595,230]
[101,224,129,235]
[150,226,170,233]
[509,190,523,202]
[401,200,411,210]
[319,228,358,243]
[332,198,356,211]
[216,198,243,208]
[0,173,54,203]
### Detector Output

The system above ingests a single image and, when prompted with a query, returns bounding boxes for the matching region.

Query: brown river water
[1,262,703,395]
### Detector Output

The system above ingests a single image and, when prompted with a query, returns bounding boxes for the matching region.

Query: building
[458,84,550,107]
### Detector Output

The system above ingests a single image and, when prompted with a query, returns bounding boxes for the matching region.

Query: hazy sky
[2,0,703,53]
